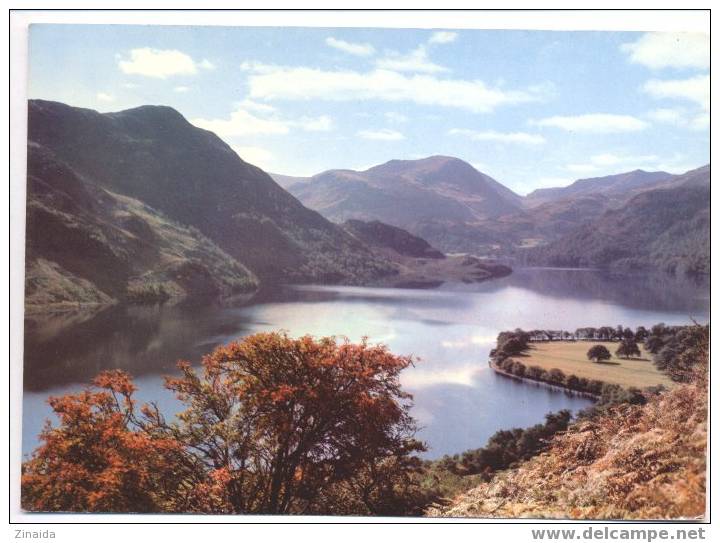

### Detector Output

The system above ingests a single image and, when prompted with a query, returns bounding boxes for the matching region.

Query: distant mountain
[25,142,258,312]
[339,219,510,288]
[289,156,524,251]
[27,100,396,292]
[524,166,710,276]
[269,173,310,190]
[342,219,445,259]
[524,170,675,207]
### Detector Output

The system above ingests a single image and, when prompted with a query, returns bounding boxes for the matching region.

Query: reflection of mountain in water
[23,303,254,391]
[23,269,709,392]
[502,268,709,314]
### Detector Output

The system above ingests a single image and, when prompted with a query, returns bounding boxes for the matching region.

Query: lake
[22,268,710,459]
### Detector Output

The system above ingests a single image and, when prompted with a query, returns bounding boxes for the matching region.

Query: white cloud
[122,82,138,89]
[621,32,709,70]
[565,153,661,174]
[589,153,624,166]
[642,74,709,111]
[96,92,115,102]
[385,111,408,123]
[532,113,648,133]
[192,106,332,137]
[296,115,333,132]
[231,145,273,169]
[242,63,540,113]
[118,48,215,79]
[357,128,405,141]
[536,176,574,189]
[199,59,216,70]
[376,46,448,73]
[428,31,458,44]
[690,112,709,130]
[237,99,276,113]
[647,107,684,124]
[449,128,545,145]
[325,37,375,57]
[565,164,599,174]
[173,86,190,93]
[193,108,289,137]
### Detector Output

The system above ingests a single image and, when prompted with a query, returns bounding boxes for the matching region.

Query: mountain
[26,100,396,292]
[342,219,445,259]
[524,166,710,275]
[339,219,511,288]
[25,142,259,312]
[269,173,311,190]
[524,169,675,207]
[287,158,706,260]
[288,156,524,252]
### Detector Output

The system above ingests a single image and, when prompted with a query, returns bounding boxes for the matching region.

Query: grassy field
[518,341,673,389]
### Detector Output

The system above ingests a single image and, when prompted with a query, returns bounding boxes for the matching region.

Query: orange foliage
[22,333,426,514]
[21,371,187,512]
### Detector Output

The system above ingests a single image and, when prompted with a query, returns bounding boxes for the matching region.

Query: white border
[5,6,713,538]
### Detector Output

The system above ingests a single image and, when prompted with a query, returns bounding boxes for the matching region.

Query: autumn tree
[23,333,427,515]
[587,345,612,363]
[21,371,192,512]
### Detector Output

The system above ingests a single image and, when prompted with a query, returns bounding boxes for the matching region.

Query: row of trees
[492,326,651,363]
[510,326,650,343]
[22,333,430,515]
[495,357,605,396]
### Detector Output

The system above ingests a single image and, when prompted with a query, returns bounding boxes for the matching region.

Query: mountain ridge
[27,99,397,289]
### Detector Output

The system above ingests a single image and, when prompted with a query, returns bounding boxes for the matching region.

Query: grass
[518,341,673,389]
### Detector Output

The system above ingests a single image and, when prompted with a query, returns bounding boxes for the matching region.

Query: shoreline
[488,359,600,400]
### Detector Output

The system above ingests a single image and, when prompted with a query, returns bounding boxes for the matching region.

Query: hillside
[269,173,310,190]
[27,100,395,287]
[25,142,258,312]
[287,158,708,261]
[289,156,524,252]
[429,378,706,519]
[524,166,710,276]
[525,169,675,207]
[342,219,445,259]
[427,324,708,520]
[341,219,510,288]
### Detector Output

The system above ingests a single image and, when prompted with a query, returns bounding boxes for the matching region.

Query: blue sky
[28,25,709,194]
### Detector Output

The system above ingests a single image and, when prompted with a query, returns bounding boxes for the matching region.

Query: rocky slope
[26,100,396,304]
[289,156,524,253]
[524,166,710,275]
[525,169,675,207]
[25,142,258,312]
[428,377,707,519]
[342,219,445,259]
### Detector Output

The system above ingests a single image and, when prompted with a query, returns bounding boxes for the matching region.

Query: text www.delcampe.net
[531,527,707,542]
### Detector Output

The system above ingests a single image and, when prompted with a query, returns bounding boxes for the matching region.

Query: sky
[28,25,709,195]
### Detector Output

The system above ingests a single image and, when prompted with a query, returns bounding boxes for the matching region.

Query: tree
[21,371,189,513]
[616,338,641,359]
[635,326,649,343]
[653,324,709,382]
[22,333,426,515]
[587,344,612,363]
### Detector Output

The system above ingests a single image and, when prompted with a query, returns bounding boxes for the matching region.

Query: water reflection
[22,269,709,459]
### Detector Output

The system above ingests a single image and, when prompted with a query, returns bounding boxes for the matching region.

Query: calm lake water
[22,268,710,459]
